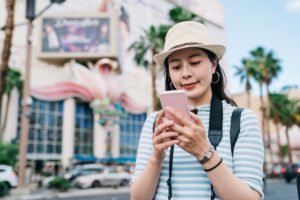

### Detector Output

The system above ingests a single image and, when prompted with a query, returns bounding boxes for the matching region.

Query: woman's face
[168,48,217,106]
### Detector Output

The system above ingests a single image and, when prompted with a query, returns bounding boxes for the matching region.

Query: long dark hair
[164,48,237,106]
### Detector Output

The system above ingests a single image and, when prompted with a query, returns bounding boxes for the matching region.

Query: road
[7,179,298,200]
[265,179,298,200]
[48,180,299,200]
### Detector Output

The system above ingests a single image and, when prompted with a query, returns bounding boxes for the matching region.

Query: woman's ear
[212,59,218,73]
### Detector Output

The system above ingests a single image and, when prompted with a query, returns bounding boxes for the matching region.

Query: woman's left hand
[164,107,210,160]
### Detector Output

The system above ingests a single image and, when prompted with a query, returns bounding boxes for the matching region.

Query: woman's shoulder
[143,111,160,127]
[222,101,258,118]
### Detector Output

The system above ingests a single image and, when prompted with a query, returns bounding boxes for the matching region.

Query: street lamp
[17,0,66,188]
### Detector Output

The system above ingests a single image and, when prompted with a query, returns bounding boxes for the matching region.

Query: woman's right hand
[151,110,180,164]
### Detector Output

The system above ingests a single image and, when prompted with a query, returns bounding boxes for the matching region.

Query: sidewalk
[3,186,130,200]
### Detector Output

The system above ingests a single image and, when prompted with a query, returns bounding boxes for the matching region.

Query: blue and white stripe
[132,101,264,200]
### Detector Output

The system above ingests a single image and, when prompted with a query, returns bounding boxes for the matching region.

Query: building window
[74,101,94,155]
[119,110,147,157]
[17,98,63,159]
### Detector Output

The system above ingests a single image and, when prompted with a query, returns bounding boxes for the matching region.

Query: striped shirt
[133,101,264,200]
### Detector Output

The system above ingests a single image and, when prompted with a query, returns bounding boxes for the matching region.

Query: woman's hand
[151,110,180,164]
[164,107,210,160]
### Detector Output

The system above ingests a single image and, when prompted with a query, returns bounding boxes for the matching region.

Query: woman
[131,21,264,200]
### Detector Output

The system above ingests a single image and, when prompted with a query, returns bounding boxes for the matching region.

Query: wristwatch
[198,146,214,164]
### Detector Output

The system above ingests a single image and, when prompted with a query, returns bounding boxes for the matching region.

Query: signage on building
[38,13,117,59]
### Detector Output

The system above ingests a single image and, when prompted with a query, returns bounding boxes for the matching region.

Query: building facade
[0,0,227,175]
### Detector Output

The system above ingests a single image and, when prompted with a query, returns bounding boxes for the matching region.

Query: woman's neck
[188,89,213,108]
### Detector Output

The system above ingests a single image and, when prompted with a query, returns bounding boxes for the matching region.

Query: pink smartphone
[159,90,190,126]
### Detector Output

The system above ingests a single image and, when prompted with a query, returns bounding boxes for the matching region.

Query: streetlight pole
[18,18,33,188]
[17,0,66,187]
[18,0,35,187]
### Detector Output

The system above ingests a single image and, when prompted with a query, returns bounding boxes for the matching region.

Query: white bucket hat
[153,21,226,67]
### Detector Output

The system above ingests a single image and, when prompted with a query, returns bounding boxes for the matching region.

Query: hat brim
[153,44,226,67]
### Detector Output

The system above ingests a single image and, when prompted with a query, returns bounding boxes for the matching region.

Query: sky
[219,0,300,95]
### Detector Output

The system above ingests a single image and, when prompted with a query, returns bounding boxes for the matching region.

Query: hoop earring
[170,82,176,90]
[212,71,220,84]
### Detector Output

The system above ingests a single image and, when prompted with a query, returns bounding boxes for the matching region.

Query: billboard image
[38,14,117,59]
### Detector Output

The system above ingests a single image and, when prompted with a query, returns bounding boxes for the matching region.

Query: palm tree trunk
[0,0,15,127]
[265,85,274,167]
[259,83,266,141]
[259,83,268,172]
[275,123,283,166]
[0,94,11,136]
[151,48,158,111]
[246,79,251,108]
[285,127,293,163]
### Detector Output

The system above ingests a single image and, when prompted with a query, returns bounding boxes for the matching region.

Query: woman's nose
[182,63,192,78]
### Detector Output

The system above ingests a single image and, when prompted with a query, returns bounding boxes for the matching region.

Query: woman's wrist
[149,154,164,166]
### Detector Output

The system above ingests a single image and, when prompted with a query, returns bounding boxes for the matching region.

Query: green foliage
[0,141,19,167]
[280,145,288,159]
[5,68,23,94]
[169,6,203,23]
[48,176,71,192]
[128,6,202,68]
[0,181,9,197]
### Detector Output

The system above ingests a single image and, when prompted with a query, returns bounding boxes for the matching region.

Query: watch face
[206,150,213,158]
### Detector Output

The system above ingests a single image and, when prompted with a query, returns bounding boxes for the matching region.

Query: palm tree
[269,93,288,166]
[0,68,23,138]
[234,58,256,108]
[280,98,300,163]
[128,25,168,110]
[249,46,281,168]
[0,0,16,128]
[128,6,201,110]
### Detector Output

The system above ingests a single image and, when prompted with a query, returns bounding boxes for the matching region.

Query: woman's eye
[172,66,180,70]
[190,61,200,66]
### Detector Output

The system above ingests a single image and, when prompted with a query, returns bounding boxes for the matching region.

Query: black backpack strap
[208,94,223,200]
[208,94,223,149]
[167,145,174,200]
[230,107,244,155]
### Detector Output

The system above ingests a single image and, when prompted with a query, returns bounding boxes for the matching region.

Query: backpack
[152,94,244,200]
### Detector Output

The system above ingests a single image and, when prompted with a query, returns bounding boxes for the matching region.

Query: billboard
[38,13,117,59]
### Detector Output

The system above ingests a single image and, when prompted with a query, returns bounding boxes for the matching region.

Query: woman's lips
[182,82,197,90]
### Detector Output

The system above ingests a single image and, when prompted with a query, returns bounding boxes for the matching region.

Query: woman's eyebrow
[188,54,203,59]
[169,58,180,63]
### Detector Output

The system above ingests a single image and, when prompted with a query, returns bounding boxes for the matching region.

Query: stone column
[93,114,106,158]
[61,98,75,169]
[111,124,120,157]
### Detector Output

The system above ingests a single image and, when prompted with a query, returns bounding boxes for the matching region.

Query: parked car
[281,163,300,183]
[74,166,131,189]
[0,165,18,189]
[43,164,104,187]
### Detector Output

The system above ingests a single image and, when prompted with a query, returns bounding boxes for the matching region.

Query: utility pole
[18,0,34,188]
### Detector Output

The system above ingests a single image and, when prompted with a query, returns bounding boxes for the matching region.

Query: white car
[42,164,104,187]
[74,166,131,189]
[0,165,18,188]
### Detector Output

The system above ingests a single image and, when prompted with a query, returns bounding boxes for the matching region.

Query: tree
[269,93,288,166]
[249,46,282,167]
[128,6,202,111]
[0,140,19,167]
[234,58,256,108]
[0,0,16,129]
[128,25,169,110]
[0,68,23,139]
[280,98,300,163]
